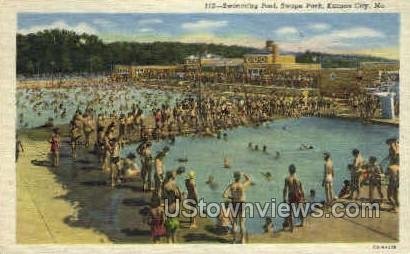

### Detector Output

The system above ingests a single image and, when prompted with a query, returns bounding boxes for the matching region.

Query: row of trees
[17,30,106,75]
[295,50,395,68]
[17,29,253,75]
[17,29,396,75]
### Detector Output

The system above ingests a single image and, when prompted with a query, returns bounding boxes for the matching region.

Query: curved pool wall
[122,117,398,234]
[16,86,185,129]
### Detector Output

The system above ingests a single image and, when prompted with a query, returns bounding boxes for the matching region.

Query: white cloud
[92,18,114,27]
[277,26,385,53]
[137,18,163,26]
[138,28,154,33]
[308,23,330,32]
[18,20,98,35]
[274,26,302,42]
[181,20,228,31]
[328,27,384,39]
[178,32,264,48]
[275,26,299,36]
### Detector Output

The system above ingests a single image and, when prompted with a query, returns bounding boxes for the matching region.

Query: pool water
[121,117,398,233]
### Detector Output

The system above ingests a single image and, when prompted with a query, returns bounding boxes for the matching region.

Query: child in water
[263,217,274,235]
[338,180,351,199]
[224,156,231,168]
[262,145,268,153]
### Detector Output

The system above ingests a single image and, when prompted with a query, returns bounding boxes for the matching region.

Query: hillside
[17,29,397,75]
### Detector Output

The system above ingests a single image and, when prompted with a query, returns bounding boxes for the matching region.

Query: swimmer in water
[299,144,314,150]
[169,135,176,145]
[224,156,231,169]
[248,142,253,149]
[261,172,273,181]
[205,175,219,190]
[254,145,259,151]
[217,131,222,139]
[262,145,268,153]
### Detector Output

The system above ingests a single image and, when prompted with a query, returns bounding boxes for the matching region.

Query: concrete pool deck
[16,127,399,244]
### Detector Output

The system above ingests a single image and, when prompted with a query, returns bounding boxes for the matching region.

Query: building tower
[266,40,279,63]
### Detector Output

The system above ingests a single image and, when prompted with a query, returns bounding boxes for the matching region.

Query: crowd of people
[277,139,400,234]
[127,69,319,89]
[348,94,381,120]
[60,88,338,189]
[39,94,399,244]
[15,78,399,244]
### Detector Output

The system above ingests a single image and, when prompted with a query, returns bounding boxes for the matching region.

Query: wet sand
[17,126,398,244]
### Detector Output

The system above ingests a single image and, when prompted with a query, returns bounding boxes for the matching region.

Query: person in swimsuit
[110,138,121,188]
[263,217,274,234]
[338,180,351,199]
[367,156,384,203]
[349,149,364,200]
[70,121,82,160]
[49,128,61,167]
[163,171,181,243]
[283,164,305,233]
[387,138,400,165]
[15,135,24,162]
[386,164,399,212]
[95,126,105,163]
[149,196,166,243]
[223,171,252,243]
[143,142,154,191]
[322,152,334,205]
[216,201,232,235]
[137,141,153,192]
[154,150,167,199]
[122,152,140,180]
[163,171,181,206]
[102,128,113,174]
[185,170,198,229]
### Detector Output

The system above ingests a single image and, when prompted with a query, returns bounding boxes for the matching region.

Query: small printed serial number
[372,244,397,250]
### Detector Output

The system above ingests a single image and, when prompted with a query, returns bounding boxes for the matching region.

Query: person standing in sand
[163,171,181,243]
[16,135,24,162]
[386,164,399,212]
[216,202,232,234]
[102,126,114,173]
[142,142,154,191]
[223,171,252,244]
[185,170,198,229]
[322,152,334,205]
[110,138,121,188]
[367,156,384,203]
[49,128,61,167]
[348,149,364,200]
[70,121,82,160]
[386,138,399,166]
[148,196,166,244]
[283,164,305,233]
[82,113,94,148]
[154,148,168,199]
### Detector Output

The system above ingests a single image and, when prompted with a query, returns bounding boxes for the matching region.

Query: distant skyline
[18,13,399,59]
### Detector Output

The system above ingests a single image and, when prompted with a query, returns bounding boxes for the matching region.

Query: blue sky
[18,13,400,59]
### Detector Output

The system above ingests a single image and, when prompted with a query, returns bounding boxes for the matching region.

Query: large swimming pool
[122,117,398,233]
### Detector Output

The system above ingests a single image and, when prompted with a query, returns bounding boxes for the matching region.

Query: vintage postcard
[0,0,409,253]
